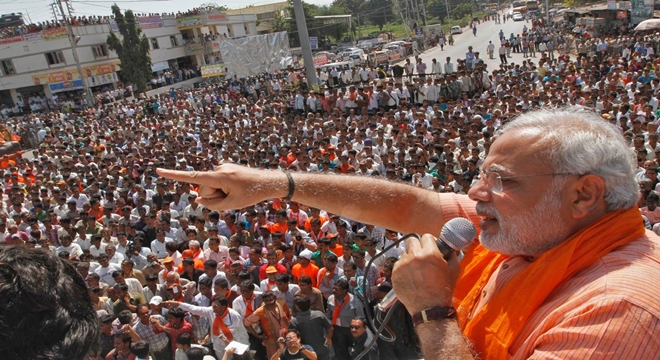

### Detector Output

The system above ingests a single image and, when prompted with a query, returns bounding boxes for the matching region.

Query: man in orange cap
[177,249,204,273]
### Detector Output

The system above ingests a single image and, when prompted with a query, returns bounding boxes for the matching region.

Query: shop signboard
[86,72,118,87]
[49,79,84,93]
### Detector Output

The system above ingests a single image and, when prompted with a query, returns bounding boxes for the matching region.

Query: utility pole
[445,0,451,23]
[545,0,550,24]
[395,0,411,38]
[50,3,58,24]
[55,0,94,106]
[291,0,317,88]
[421,0,428,26]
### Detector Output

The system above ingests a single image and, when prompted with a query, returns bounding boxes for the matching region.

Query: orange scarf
[243,294,255,317]
[332,294,349,325]
[212,308,234,341]
[192,248,201,260]
[454,207,645,359]
[266,281,276,291]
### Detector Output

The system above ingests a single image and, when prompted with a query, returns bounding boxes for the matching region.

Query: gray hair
[499,108,638,210]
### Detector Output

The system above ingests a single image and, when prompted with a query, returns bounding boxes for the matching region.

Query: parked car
[450,26,462,34]
[512,12,524,21]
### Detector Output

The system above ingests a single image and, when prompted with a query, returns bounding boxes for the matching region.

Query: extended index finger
[156,168,219,187]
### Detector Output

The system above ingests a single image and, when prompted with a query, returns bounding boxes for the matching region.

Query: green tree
[285,0,321,47]
[199,2,229,11]
[366,0,395,31]
[265,9,288,33]
[426,0,450,21]
[317,4,351,42]
[107,5,152,94]
[451,3,472,20]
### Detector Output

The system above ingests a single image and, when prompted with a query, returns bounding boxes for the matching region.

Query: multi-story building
[225,2,288,34]
[0,10,256,108]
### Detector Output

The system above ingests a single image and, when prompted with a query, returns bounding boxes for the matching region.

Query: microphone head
[440,217,477,251]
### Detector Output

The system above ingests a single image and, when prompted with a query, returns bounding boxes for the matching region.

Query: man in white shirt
[151,230,174,259]
[444,57,455,74]
[57,234,83,260]
[431,58,442,78]
[182,196,204,220]
[198,260,227,293]
[166,296,249,359]
[105,244,125,265]
[203,236,230,263]
[95,253,122,286]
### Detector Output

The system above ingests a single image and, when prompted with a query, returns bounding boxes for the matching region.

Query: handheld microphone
[377,217,477,311]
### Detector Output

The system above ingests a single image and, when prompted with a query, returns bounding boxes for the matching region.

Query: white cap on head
[299,250,313,260]
[149,296,163,306]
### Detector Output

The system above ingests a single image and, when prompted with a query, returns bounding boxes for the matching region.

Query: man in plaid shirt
[132,304,172,360]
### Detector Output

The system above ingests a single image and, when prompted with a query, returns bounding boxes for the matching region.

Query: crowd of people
[0,19,66,38]
[1,7,660,360]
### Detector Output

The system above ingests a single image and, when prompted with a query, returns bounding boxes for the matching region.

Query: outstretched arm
[157,164,452,235]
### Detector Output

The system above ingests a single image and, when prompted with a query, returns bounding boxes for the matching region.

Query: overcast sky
[0,0,334,24]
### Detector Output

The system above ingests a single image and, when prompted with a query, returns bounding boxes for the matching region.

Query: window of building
[151,38,159,50]
[92,44,109,58]
[169,36,179,47]
[257,12,275,21]
[45,51,65,66]
[0,60,16,75]
[244,25,249,34]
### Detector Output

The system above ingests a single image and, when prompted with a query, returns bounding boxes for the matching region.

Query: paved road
[417,11,533,74]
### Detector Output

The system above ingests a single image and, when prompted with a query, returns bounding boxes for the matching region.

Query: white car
[512,12,524,21]
[450,26,462,35]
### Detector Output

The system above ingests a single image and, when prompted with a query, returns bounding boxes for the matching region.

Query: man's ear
[570,174,606,219]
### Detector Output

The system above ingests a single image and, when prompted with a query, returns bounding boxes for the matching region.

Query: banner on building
[82,62,120,77]
[31,74,49,85]
[49,79,84,93]
[0,35,24,45]
[201,64,226,77]
[177,16,203,30]
[207,12,227,21]
[32,69,80,85]
[608,0,617,10]
[162,17,177,27]
[42,27,68,41]
[25,33,42,42]
[151,61,169,72]
[138,16,163,29]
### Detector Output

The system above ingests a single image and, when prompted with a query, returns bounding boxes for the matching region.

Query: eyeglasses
[349,325,363,330]
[478,170,578,194]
